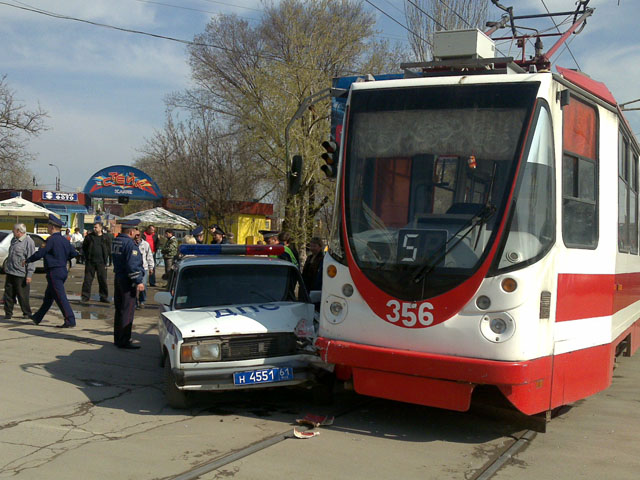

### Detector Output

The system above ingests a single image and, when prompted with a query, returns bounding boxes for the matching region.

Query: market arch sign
[83,165,162,201]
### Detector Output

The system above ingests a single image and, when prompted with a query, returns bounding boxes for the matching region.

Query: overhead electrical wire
[196,0,261,12]
[435,0,472,28]
[0,1,382,77]
[380,0,405,16]
[540,0,581,69]
[405,0,445,30]
[132,0,258,21]
[1,1,238,51]
[363,0,432,47]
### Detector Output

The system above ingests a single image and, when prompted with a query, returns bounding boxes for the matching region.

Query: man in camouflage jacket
[160,229,179,287]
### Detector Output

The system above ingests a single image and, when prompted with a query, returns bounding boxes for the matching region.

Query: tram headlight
[324,295,348,325]
[490,317,507,334]
[342,284,354,297]
[476,295,491,310]
[480,312,515,343]
[330,302,343,316]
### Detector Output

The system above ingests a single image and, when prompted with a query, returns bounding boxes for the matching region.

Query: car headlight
[180,340,222,363]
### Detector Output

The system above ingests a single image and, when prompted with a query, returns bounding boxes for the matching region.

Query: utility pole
[48,163,61,191]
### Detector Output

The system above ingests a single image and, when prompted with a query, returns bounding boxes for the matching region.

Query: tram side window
[618,132,639,254]
[562,97,598,249]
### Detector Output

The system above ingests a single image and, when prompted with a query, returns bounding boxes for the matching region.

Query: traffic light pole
[284,88,346,195]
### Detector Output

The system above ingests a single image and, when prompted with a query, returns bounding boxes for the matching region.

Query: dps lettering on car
[212,304,281,318]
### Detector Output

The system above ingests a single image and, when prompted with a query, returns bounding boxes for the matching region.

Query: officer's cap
[259,230,279,240]
[192,225,204,236]
[117,218,141,227]
[48,214,64,228]
[209,224,225,235]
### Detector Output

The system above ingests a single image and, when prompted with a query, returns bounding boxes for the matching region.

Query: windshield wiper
[412,204,496,283]
[248,290,279,303]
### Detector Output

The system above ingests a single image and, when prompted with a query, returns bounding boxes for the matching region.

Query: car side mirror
[309,290,321,304]
[154,291,172,306]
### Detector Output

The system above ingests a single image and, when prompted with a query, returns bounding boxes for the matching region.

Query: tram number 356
[385,300,434,327]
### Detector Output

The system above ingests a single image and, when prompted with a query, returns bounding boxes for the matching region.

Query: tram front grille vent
[539,291,551,319]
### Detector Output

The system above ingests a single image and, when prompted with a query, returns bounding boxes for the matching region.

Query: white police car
[155,244,324,408]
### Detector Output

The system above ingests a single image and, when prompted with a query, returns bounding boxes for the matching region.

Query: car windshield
[0,232,8,243]
[174,263,308,310]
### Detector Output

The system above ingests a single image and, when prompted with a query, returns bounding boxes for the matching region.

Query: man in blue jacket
[112,219,145,349]
[27,214,78,328]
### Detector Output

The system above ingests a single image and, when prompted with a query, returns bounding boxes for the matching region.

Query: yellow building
[163,199,273,244]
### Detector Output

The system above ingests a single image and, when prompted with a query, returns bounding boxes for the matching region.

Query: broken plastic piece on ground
[293,427,320,439]
[296,413,334,428]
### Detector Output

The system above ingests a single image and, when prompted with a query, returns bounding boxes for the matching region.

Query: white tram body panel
[317,64,640,415]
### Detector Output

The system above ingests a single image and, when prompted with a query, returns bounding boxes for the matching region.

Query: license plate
[233,367,294,385]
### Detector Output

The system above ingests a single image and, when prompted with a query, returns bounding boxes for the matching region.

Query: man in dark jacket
[112,219,145,349]
[27,214,78,328]
[81,221,110,303]
[302,237,325,292]
[209,225,228,245]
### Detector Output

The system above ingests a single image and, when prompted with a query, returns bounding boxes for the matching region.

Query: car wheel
[164,357,192,409]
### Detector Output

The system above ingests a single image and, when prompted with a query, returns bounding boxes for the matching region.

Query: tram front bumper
[316,337,553,414]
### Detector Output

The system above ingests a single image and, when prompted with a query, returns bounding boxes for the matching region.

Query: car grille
[221,333,298,361]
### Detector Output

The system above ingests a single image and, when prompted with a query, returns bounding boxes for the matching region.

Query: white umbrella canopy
[121,207,196,230]
[0,197,58,217]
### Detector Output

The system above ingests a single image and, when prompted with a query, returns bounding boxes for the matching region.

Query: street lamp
[48,163,60,191]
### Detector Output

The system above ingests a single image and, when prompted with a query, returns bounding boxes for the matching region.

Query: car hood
[162,302,315,339]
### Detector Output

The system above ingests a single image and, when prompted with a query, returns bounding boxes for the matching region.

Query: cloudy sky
[1,0,638,191]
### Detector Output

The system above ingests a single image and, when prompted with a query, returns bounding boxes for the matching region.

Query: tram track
[165,397,373,480]
[470,429,536,480]
[165,393,537,480]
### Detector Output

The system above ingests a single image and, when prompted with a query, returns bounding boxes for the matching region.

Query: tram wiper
[412,204,496,283]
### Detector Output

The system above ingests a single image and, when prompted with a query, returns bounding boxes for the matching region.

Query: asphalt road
[0,265,639,479]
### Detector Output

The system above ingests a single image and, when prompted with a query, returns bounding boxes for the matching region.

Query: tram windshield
[343,83,539,300]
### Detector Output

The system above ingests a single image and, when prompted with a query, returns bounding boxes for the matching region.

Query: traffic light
[320,139,338,178]
[288,155,303,195]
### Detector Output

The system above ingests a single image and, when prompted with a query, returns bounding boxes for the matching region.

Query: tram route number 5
[385,300,434,327]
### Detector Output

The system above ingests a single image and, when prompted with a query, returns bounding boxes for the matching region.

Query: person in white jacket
[134,233,155,308]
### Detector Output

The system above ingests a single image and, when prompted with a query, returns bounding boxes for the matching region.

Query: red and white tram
[316,6,640,416]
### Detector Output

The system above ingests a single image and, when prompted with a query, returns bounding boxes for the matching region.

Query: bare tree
[175,0,404,250]
[0,75,46,188]
[135,109,264,234]
[405,0,489,62]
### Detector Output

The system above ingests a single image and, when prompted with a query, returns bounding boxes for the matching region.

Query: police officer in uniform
[209,225,228,245]
[192,225,205,244]
[260,230,299,267]
[28,214,78,328]
[112,219,145,349]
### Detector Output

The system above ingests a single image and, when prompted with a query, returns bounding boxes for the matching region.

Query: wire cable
[132,0,258,21]
[405,0,445,30]
[196,0,261,12]
[1,1,238,50]
[540,0,581,69]
[0,1,382,77]
[436,0,471,27]
[364,0,432,47]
